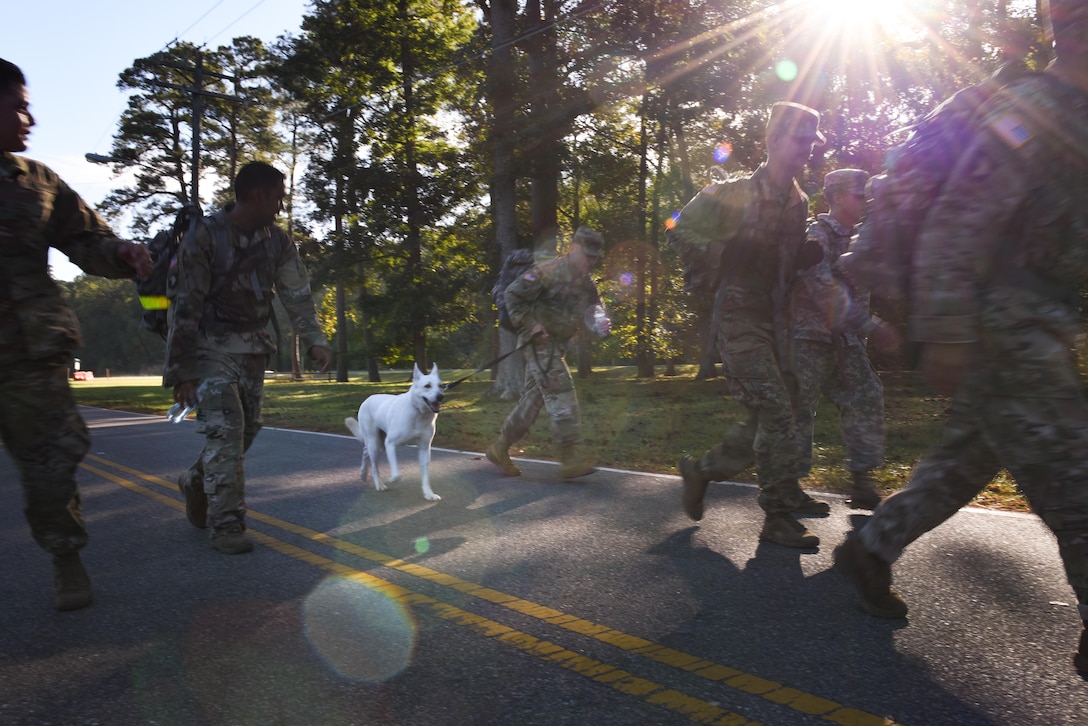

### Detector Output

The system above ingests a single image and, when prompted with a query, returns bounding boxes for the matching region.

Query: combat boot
[558,442,595,480]
[178,470,208,529]
[486,436,521,477]
[679,456,710,521]
[211,524,254,555]
[776,479,830,516]
[53,552,93,611]
[833,535,908,618]
[848,470,882,510]
[759,512,819,548]
[1076,622,1088,681]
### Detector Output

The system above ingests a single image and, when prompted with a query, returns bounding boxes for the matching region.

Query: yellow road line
[83,454,901,726]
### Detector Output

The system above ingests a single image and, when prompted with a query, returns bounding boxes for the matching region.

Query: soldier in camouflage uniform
[166,161,330,555]
[485,227,610,480]
[0,59,153,610]
[834,0,1088,679]
[793,169,900,511]
[673,102,831,548]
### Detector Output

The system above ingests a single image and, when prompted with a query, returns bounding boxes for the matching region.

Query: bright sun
[814,0,919,38]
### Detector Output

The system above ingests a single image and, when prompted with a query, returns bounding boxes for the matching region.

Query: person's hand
[116,241,153,278]
[920,342,972,396]
[309,345,332,372]
[869,320,901,355]
[173,380,199,406]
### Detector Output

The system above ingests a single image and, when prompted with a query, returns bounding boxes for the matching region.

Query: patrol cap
[823,168,869,197]
[573,226,605,257]
[766,102,826,147]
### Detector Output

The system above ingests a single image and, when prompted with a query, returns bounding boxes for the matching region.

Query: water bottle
[167,402,194,424]
[590,304,610,338]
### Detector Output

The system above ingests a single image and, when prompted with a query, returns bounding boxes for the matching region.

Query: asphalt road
[1,406,1086,725]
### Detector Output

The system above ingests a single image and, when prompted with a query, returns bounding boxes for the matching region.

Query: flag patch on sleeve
[991,113,1032,149]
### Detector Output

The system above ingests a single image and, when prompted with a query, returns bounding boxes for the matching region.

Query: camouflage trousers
[0,357,91,555]
[180,352,266,533]
[500,336,580,447]
[701,330,803,513]
[793,338,885,477]
[859,365,1088,618]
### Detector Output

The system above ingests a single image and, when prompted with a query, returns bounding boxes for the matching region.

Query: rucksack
[492,248,537,332]
[137,205,200,339]
[840,63,1029,335]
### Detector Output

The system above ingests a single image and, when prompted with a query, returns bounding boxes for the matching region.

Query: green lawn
[70,366,1027,511]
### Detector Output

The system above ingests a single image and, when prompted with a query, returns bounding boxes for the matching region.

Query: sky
[10,0,313,280]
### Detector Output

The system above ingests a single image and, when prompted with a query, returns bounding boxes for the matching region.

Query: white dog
[344,363,444,501]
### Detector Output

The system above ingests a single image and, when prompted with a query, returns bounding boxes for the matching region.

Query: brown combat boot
[53,552,93,611]
[848,470,882,510]
[759,513,819,548]
[558,442,595,480]
[833,535,908,618]
[486,437,522,477]
[776,478,830,516]
[178,470,208,529]
[679,456,710,521]
[211,524,254,555]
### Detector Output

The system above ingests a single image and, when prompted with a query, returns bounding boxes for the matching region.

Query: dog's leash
[442,332,542,392]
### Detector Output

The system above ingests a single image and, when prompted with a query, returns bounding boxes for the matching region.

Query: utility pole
[154,51,239,210]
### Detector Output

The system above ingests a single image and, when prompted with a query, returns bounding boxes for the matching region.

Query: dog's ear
[413,363,422,381]
[430,362,438,377]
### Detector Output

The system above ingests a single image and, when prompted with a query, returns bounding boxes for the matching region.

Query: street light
[85,152,136,166]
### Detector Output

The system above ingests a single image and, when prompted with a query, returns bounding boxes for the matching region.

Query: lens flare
[413,537,430,554]
[664,211,680,230]
[303,576,416,682]
[713,142,733,164]
[775,59,798,82]
[620,272,634,286]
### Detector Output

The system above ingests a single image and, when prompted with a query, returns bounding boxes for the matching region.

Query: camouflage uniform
[793,213,884,478]
[165,210,326,534]
[0,153,137,554]
[678,164,811,512]
[857,74,1088,619]
[500,254,602,448]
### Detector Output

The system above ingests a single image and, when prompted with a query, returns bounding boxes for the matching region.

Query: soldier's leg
[988,394,1088,676]
[192,355,252,553]
[1,360,91,554]
[723,335,818,547]
[792,340,837,480]
[826,344,886,508]
[0,359,94,610]
[489,344,546,476]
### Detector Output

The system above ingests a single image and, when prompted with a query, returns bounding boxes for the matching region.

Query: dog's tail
[345,416,362,440]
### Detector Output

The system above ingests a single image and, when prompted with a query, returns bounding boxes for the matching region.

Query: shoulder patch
[990,113,1033,149]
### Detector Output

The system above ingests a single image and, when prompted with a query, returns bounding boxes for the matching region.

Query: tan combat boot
[833,535,908,618]
[53,551,93,611]
[679,456,710,521]
[759,512,819,548]
[486,436,522,476]
[848,470,882,510]
[558,442,595,480]
[178,470,208,529]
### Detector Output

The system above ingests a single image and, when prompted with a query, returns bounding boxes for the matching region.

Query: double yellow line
[82,453,900,726]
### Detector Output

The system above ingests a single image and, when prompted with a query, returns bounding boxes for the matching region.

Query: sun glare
[815,0,919,38]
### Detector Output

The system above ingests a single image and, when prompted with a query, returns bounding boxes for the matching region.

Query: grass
[70,366,1029,512]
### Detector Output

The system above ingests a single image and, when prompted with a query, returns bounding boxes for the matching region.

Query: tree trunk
[488,0,525,400]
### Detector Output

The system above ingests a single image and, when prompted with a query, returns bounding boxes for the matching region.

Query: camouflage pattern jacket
[0,153,135,364]
[164,210,327,387]
[673,164,809,330]
[911,73,1088,396]
[504,254,602,343]
[793,213,878,347]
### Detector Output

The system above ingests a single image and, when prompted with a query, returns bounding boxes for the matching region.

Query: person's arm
[273,231,330,370]
[163,221,215,389]
[504,265,546,337]
[40,163,150,278]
